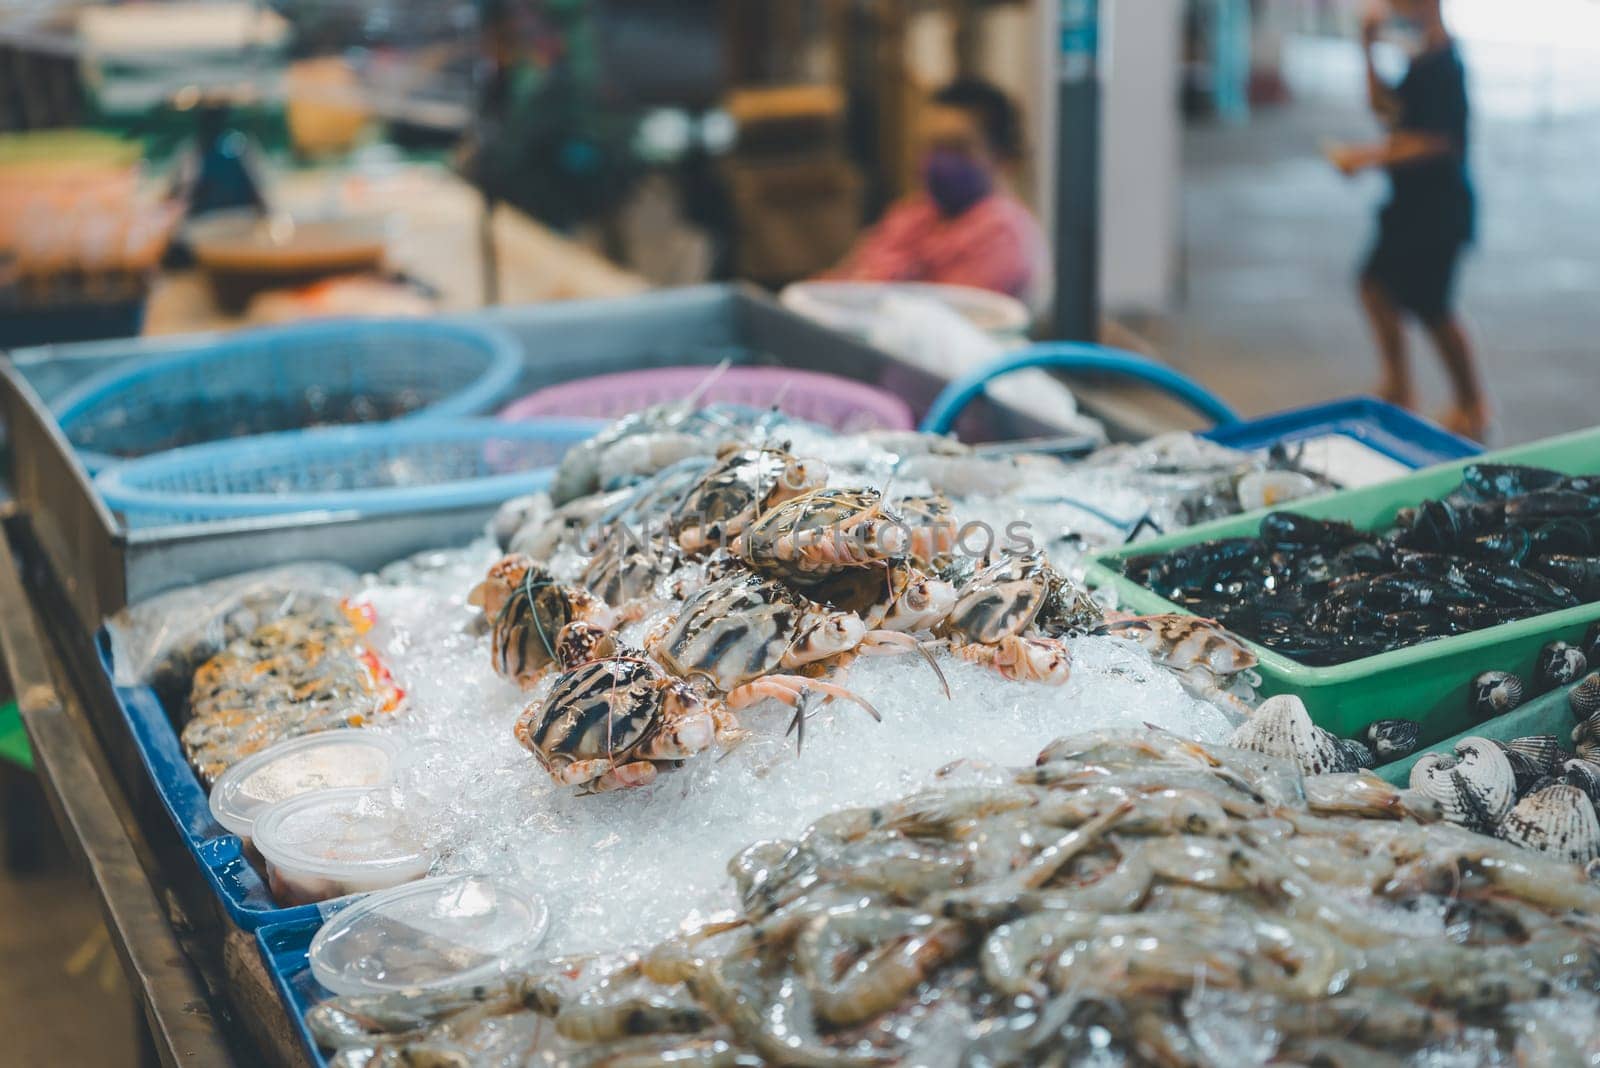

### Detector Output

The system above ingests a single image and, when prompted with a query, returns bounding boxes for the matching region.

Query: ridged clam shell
[1227,694,1345,776]
[1571,673,1600,723]
[1495,736,1565,799]
[1537,642,1588,692]
[1498,784,1600,864]
[1409,736,1517,832]
[1471,671,1525,721]
[1335,737,1376,772]
[1573,711,1600,764]
[1364,719,1421,763]
[1560,758,1600,806]
[1502,734,1564,770]
[1584,621,1600,671]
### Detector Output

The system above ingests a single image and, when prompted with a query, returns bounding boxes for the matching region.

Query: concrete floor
[0,770,140,1068]
[1159,32,1600,446]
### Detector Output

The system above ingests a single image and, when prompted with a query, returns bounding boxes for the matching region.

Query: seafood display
[181,599,404,785]
[115,400,1600,1062]
[1122,462,1600,666]
[478,417,1329,793]
[306,730,1600,1066]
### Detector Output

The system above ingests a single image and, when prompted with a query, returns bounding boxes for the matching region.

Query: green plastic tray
[0,700,32,772]
[1374,681,1576,786]
[1086,427,1600,747]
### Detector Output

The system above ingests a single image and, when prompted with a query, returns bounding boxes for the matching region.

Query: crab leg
[727,674,881,723]
[555,758,661,792]
[854,630,952,700]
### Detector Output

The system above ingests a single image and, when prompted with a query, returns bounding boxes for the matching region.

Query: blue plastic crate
[52,318,526,472]
[95,418,603,528]
[258,918,334,1067]
[102,632,331,931]
[1202,397,1480,472]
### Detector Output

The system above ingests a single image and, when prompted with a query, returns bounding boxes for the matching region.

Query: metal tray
[1,284,1066,637]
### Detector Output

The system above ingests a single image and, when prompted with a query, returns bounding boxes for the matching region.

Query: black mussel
[1363,719,1421,763]
[1462,462,1566,501]
[1259,512,1360,551]
[1469,529,1535,565]
[1537,641,1589,692]
[1527,555,1600,601]
[1471,670,1526,721]
[1335,736,1376,772]
[1530,517,1600,556]
[1570,672,1600,723]
[1505,490,1600,522]
[1141,537,1262,593]
[1559,758,1600,805]
[1450,558,1579,612]
[1398,499,1505,552]
[1584,621,1600,668]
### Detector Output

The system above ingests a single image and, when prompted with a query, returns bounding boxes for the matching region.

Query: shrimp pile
[307,729,1600,1066]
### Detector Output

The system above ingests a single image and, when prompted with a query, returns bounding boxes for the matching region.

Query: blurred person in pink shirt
[826,79,1048,309]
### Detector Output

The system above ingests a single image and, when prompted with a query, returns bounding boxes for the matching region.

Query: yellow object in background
[285,58,373,159]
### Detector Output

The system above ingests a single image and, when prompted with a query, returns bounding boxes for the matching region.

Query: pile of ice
[359,542,1235,958]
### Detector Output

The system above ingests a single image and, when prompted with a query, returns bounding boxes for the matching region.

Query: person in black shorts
[1326,0,1489,440]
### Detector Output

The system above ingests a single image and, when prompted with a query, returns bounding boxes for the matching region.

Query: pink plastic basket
[498,366,914,432]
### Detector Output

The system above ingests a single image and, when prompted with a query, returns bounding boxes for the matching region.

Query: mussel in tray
[1120,462,1600,667]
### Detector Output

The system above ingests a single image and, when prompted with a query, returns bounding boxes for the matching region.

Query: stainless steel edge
[6,284,1085,622]
[0,516,240,1068]
[0,359,127,631]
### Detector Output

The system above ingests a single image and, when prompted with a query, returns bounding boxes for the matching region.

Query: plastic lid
[309,874,550,996]
[209,731,402,838]
[252,787,431,880]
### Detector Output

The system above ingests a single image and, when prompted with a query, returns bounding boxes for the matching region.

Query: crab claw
[856,630,952,700]
[727,674,881,723]
[785,688,818,753]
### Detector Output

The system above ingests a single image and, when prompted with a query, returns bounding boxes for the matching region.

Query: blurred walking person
[1326,0,1489,440]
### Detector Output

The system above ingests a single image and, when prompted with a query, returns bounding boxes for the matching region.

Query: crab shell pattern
[514,655,717,793]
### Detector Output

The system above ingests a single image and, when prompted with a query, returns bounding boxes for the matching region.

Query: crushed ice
[359,539,1235,957]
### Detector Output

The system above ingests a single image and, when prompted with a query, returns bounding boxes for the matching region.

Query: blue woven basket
[94,419,604,528]
[52,319,525,472]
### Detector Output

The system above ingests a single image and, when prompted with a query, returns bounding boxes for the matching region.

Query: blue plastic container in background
[94,418,603,528]
[52,318,525,472]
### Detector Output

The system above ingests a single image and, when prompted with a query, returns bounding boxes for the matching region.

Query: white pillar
[1098,0,1184,314]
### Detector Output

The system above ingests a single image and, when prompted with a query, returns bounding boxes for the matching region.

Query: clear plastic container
[208,731,402,842]
[252,787,433,906]
[308,874,550,996]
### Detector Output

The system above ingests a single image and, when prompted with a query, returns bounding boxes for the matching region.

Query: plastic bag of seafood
[306,729,1600,1067]
[181,598,405,785]
[106,561,359,696]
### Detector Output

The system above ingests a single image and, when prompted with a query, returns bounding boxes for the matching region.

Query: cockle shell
[1498,784,1600,865]
[1583,621,1600,672]
[1559,758,1600,806]
[1335,737,1375,771]
[1363,719,1421,763]
[1227,694,1348,776]
[1409,736,1517,832]
[1470,671,1525,721]
[1572,711,1600,764]
[1537,642,1588,693]
[1570,673,1600,723]
[1495,735,1564,797]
